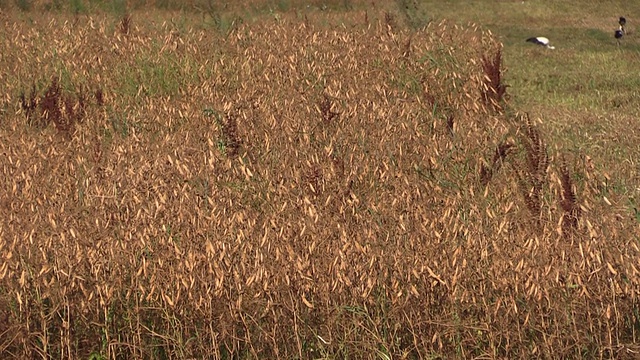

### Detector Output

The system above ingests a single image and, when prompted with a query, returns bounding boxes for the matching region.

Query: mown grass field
[0,1,639,359]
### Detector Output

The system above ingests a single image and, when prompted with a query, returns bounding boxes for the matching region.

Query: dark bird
[615,17,627,46]
[526,37,555,49]
[615,27,624,46]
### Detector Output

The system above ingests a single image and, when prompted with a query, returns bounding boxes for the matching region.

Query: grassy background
[426,0,640,111]
[418,0,640,214]
[0,0,639,359]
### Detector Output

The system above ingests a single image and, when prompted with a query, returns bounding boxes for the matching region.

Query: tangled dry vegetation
[0,9,639,359]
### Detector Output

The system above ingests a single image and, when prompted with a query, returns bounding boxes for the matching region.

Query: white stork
[526,37,555,49]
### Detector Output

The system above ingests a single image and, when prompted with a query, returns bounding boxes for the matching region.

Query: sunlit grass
[0,1,639,359]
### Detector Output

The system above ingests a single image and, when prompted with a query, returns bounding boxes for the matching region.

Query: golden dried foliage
[0,10,638,359]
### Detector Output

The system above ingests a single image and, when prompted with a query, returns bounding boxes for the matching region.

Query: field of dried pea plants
[0,2,639,359]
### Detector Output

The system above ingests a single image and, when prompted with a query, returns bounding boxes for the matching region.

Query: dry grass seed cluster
[0,11,639,359]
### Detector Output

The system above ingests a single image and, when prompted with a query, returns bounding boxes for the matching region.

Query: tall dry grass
[0,10,639,359]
